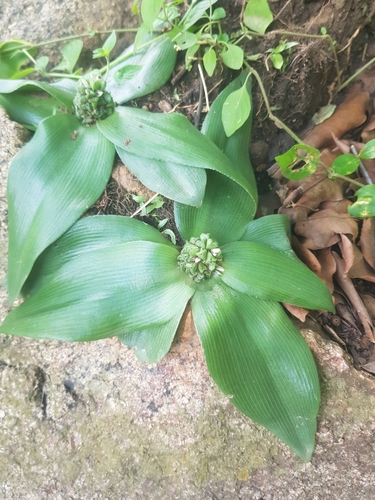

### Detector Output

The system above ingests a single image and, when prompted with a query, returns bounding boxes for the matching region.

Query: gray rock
[1,1,375,499]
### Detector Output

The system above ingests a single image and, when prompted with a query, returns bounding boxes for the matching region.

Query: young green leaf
[53,40,83,73]
[359,139,375,159]
[330,154,360,176]
[203,48,217,77]
[102,30,117,53]
[348,185,375,218]
[134,22,149,51]
[141,0,164,31]
[34,56,49,73]
[275,144,320,181]
[270,52,284,70]
[243,0,273,35]
[222,82,251,137]
[185,43,200,70]
[180,0,218,30]
[173,31,199,50]
[221,44,244,70]
[211,7,226,20]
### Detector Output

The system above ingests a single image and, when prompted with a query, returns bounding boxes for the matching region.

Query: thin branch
[130,193,160,218]
[197,63,210,111]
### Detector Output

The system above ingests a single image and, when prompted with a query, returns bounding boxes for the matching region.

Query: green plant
[275,140,375,217]
[1,75,334,461]
[265,40,299,71]
[1,28,259,305]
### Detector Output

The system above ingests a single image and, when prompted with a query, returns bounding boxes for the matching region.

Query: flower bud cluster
[178,233,224,283]
[73,71,115,125]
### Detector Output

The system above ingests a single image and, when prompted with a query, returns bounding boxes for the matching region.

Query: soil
[88,0,375,373]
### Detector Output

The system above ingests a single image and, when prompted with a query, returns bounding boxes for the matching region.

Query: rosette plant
[1,75,334,461]
[0,35,254,306]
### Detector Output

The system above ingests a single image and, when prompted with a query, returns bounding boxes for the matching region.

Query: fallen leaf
[360,217,375,269]
[294,209,358,250]
[303,91,370,150]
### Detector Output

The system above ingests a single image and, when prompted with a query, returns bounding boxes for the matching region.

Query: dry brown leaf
[347,243,375,282]
[283,303,308,322]
[294,209,358,250]
[333,251,375,342]
[303,91,370,150]
[338,234,355,275]
[291,235,322,275]
[360,217,375,269]
[315,247,336,293]
[361,113,375,142]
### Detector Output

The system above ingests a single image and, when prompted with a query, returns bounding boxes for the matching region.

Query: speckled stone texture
[1,1,375,499]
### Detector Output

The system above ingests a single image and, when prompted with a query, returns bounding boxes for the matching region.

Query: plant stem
[245,29,341,90]
[245,63,303,144]
[339,55,375,91]
[2,29,139,54]
[197,62,210,111]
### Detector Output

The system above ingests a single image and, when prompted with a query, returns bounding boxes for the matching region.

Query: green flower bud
[177,233,224,283]
[73,71,116,126]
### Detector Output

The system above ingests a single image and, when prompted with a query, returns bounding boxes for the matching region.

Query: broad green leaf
[118,307,186,362]
[6,114,115,304]
[22,215,172,296]
[175,73,257,243]
[221,44,244,70]
[180,0,218,29]
[98,106,256,203]
[0,90,63,129]
[117,146,206,206]
[348,184,375,218]
[244,0,274,35]
[192,281,320,461]
[240,214,293,253]
[203,48,217,77]
[0,78,77,112]
[330,154,360,176]
[114,64,142,83]
[1,241,194,341]
[275,144,320,181]
[220,241,334,311]
[141,0,164,31]
[359,139,375,159]
[0,39,36,79]
[53,40,83,73]
[222,83,251,137]
[106,35,176,104]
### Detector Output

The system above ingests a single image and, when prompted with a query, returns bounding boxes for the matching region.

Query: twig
[197,63,210,111]
[339,55,375,91]
[245,64,303,144]
[194,74,204,128]
[130,192,160,218]
[350,145,373,185]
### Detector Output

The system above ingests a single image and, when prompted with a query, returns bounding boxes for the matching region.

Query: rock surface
[1,1,375,499]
